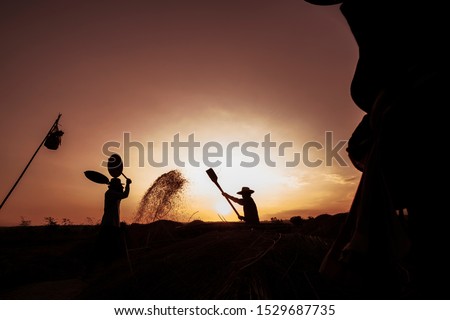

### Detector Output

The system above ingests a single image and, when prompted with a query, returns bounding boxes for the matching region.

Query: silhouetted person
[223,187,260,225]
[98,177,131,263]
[304,0,448,298]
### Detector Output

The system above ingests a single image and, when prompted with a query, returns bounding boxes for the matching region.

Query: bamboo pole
[0,113,62,210]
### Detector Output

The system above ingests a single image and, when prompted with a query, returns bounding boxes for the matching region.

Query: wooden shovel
[206,168,242,220]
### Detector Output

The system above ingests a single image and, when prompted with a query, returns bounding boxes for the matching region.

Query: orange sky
[0,0,364,226]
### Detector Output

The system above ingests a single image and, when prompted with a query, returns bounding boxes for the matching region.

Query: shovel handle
[213,181,241,219]
[206,168,242,220]
[225,197,242,219]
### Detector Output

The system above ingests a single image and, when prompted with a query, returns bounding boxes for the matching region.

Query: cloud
[323,173,358,185]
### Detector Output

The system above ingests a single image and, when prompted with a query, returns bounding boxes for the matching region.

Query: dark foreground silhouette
[2,213,448,299]
[0,215,367,300]
[305,0,448,299]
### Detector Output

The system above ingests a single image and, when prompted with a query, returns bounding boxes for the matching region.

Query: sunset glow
[0,0,362,226]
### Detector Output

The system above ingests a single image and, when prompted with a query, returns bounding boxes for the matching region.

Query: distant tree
[85,217,100,225]
[19,216,31,227]
[62,218,72,226]
[44,216,58,226]
[270,217,283,224]
[290,216,304,227]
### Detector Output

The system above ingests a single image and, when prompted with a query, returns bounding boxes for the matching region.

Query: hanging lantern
[44,125,64,150]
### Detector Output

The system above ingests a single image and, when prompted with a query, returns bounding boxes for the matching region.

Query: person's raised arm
[222,192,243,205]
[122,178,132,198]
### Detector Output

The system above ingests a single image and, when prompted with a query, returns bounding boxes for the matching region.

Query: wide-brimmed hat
[304,0,343,5]
[237,187,254,195]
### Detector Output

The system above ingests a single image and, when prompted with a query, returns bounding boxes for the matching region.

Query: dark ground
[0,213,386,300]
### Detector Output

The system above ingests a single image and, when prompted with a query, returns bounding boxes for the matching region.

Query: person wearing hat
[222,187,260,225]
[99,177,132,262]
[304,0,447,298]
